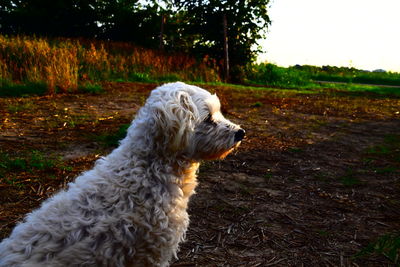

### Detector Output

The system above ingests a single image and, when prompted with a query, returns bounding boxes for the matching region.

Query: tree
[0,0,272,82]
[0,0,100,37]
[97,1,153,46]
[0,0,16,34]
[174,0,271,79]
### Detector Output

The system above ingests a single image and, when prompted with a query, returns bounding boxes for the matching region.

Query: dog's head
[140,82,244,160]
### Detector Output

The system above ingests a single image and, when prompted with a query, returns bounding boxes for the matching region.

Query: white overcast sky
[258,0,400,72]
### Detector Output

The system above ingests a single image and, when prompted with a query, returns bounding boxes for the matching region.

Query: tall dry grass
[0,35,220,94]
[0,36,79,93]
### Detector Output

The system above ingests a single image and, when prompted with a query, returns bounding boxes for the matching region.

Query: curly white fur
[0,82,244,267]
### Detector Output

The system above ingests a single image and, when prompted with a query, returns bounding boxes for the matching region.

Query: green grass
[245,63,400,97]
[94,124,130,147]
[263,173,273,181]
[0,150,57,173]
[365,135,400,162]
[246,63,311,87]
[362,135,400,177]
[340,176,362,186]
[289,81,400,97]
[288,147,304,153]
[251,101,263,107]
[112,72,182,83]
[0,150,74,188]
[339,170,362,187]
[200,78,400,101]
[367,145,391,156]
[314,172,329,182]
[355,232,400,265]
[375,166,397,174]
[7,100,35,113]
[288,64,400,87]
[316,229,330,237]
[238,184,253,195]
[126,72,153,83]
[329,83,400,97]
[2,174,26,188]
[314,71,400,87]
[0,80,47,97]
[29,150,57,170]
[155,73,181,82]
[198,81,320,96]
[78,83,104,94]
[2,59,398,98]
[0,74,182,97]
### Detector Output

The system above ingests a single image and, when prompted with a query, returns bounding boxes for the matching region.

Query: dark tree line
[0,0,271,75]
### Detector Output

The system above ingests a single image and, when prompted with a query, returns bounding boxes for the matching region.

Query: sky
[258,0,400,72]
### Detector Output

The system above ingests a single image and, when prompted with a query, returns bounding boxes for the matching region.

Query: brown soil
[0,82,399,266]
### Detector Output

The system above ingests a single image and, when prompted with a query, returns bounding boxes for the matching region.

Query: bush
[245,63,311,87]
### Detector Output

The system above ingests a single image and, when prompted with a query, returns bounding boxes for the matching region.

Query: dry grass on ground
[0,82,399,266]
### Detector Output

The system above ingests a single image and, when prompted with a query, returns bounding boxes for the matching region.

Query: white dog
[0,82,245,267]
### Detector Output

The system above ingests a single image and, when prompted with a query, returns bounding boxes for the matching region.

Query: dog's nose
[234,129,246,142]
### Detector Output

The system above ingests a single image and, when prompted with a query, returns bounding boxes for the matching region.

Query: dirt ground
[0,82,399,266]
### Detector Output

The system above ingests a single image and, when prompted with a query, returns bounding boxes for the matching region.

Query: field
[2,35,400,99]
[0,82,399,265]
[0,35,219,97]
[246,63,400,92]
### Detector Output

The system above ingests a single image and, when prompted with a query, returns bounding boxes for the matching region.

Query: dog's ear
[153,91,198,153]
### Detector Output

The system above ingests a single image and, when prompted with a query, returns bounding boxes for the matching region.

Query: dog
[0,82,245,266]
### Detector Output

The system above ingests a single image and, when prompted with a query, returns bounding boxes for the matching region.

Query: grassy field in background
[0,35,399,97]
[0,35,219,96]
[245,63,400,96]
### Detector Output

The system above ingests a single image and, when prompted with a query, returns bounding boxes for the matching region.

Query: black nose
[234,128,246,142]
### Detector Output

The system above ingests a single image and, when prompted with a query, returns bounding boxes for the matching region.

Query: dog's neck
[153,157,200,200]
[102,140,200,199]
[175,161,200,199]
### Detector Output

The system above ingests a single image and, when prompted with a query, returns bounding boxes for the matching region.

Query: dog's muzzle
[234,128,246,142]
